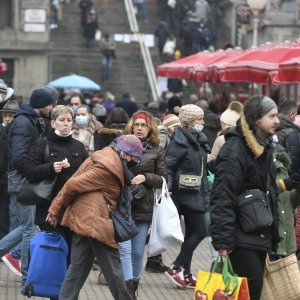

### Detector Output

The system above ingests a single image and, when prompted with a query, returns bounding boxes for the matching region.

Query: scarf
[72,119,95,155]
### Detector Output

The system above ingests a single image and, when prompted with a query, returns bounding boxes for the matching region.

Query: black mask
[127,160,138,169]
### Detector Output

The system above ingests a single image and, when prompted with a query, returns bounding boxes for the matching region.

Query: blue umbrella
[48,74,101,90]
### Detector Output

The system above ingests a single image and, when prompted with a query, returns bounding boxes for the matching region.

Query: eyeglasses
[134,123,148,128]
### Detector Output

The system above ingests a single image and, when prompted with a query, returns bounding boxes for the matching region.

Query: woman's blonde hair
[51,105,74,121]
[123,110,160,145]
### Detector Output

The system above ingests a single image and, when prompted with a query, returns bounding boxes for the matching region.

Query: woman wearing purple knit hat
[119,111,167,298]
[46,134,143,300]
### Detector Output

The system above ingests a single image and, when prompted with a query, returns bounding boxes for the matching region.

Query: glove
[276,178,298,193]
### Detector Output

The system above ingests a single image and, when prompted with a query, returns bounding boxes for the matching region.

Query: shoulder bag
[16,139,57,206]
[178,157,203,192]
[237,175,273,233]
[108,186,139,243]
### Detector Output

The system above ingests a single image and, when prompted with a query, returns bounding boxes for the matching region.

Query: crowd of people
[1,77,300,300]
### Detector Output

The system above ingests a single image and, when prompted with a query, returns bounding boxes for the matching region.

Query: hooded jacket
[210,115,279,252]
[8,103,45,174]
[49,147,124,249]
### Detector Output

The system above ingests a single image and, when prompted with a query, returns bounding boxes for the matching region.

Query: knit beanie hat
[178,104,204,126]
[163,114,181,129]
[0,79,7,94]
[115,135,144,158]
[42,86,59,104]
[220,109,240,127]
[30,88,54,109]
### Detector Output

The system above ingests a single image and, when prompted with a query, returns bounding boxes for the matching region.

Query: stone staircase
[49,1,197,106]
[50,1,153,104]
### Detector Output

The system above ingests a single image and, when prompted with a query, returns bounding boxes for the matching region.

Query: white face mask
[192,124,204,134]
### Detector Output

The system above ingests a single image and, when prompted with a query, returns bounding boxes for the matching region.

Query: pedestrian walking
[47,134,144,300]
[100,33,116,80]
[2,88,54,286]
[210,95,280,300]
[120,111,167,298]
[165,104,210,289]
[24,105,88,263]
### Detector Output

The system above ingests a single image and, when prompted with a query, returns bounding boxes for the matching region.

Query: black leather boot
[126,279,137,300]
[133,278,140,297]
[145,254,167,273]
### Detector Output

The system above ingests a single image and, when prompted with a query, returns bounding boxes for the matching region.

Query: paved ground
[0,238,213,300]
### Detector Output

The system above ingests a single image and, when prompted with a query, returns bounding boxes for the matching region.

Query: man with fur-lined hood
[210,95,280,300]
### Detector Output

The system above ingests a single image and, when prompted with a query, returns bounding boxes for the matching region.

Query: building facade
[217,0,300,49]
[0,0,50,97]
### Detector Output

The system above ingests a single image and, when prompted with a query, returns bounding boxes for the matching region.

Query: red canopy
[0,60,7,73]
[156,50,228,80]
[273,58,300,84]
[220,47,300,84]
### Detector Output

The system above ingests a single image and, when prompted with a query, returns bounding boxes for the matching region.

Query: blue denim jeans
[119,221,150,280]
[101,55,113,79]
[1,191,38,285]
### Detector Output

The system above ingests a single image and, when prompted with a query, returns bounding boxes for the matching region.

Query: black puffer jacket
[8,103,45,174]
[166,126,210,212]
[24,129,88,225]
[131,139,166,222]
[210,116,279,253]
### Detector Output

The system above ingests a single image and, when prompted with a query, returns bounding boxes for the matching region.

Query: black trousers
[174,206,207,273]
[230,247,266,300]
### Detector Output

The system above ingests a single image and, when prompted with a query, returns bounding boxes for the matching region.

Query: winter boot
[145,254,167,273]
[126,279,137,300]
[133,278,140,297]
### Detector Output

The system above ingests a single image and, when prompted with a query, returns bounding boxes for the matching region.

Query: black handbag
[237,176,273,233]
[130,183,148,200]
[16,139,56,206]
[109,185,139,242]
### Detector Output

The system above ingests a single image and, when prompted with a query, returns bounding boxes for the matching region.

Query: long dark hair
[105,107,129,127]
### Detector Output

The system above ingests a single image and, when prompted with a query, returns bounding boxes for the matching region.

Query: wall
[0,0,50,98]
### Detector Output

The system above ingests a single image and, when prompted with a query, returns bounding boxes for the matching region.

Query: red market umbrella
[199,49,246,83]
[156,50,228,80]
[220,47,300,84]
[274,58,300,84]
[0,60,7,73]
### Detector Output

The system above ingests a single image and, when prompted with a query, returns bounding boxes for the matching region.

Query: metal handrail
[124,0,159,102]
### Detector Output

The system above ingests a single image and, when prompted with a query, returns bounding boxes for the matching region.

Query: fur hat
[178,104,204,126]
[115,135,144,158]
[0,79,7,94]
[30,88,54,109]
[0,100,19,113]
[163,114,181,129]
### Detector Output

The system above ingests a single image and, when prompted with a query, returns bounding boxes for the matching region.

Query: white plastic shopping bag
[158,178,184,243]
[162,39,176,55]
[148,178,183,257]
[148,202,166,257]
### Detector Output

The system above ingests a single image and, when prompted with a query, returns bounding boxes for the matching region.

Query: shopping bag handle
[202,256,239,295]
